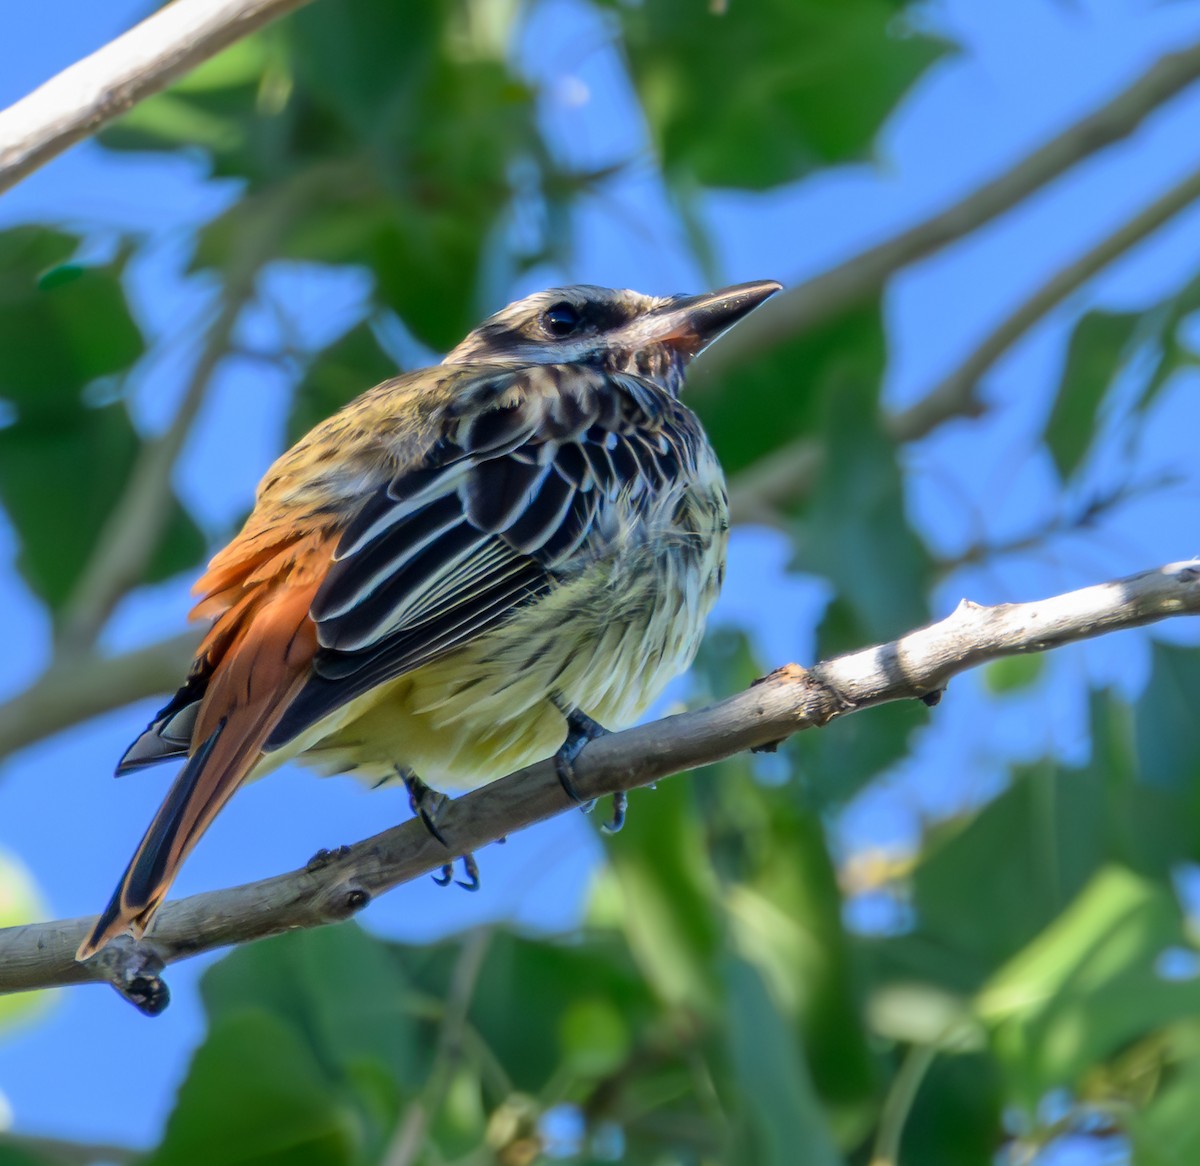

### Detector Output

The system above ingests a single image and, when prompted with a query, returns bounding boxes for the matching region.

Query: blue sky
[2,0,1200,1155]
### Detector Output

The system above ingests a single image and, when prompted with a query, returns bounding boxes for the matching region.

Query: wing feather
[265,365,697,751]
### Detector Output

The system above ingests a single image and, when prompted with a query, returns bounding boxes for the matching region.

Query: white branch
[0,0,315,195]
[0,560,1196,1013]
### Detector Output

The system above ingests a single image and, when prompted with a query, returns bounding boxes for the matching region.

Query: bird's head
[444,280,781,393]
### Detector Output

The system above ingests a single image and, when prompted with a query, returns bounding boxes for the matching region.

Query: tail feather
[78,724,226,959]
[77,572,322,962]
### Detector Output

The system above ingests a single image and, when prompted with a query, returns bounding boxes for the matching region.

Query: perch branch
[0,560,1197,1011]
[0,0,315,195]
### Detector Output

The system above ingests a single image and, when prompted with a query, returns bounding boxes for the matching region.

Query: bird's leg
[400,767,449,845]
[553,706,626,834]
[399,768,480,891]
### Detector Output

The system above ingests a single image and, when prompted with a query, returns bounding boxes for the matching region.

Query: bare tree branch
[726,156,1200,526]
[56,190,301,654]
[695,39,1200,387]
[0,560,1196,1013]
[0,0,315,195]
[917,160,1200,427]
[0,632,200,763]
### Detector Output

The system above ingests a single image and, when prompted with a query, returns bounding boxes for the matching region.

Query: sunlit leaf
[977,866,1200,1106]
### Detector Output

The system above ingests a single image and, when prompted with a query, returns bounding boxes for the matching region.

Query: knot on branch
[319,881,372,922]
[95,937,170,1017]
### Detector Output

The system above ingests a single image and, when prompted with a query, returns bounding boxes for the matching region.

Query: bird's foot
[400,768,450,846]
[399,769,480,891]
[553,707,627,833]
[432,852,480,892]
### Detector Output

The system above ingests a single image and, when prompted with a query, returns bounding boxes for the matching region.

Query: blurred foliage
[0,228,205,612]
[0,851,49,1034]
[2,0,1200,1163]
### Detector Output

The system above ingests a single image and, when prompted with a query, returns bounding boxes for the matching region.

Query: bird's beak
[648,279,783,356]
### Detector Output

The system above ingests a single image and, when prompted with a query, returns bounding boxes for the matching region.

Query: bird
[76,278,781,961]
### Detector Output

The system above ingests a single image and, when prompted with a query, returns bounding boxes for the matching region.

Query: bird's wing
[268,363,689,748]
[80,364,685,958]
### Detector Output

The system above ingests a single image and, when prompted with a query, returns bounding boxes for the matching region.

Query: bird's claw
[600,790,627,834]
[400,769,450,846]
[432,853,480,892]
[553,706,627,833]
[400,771,479,891]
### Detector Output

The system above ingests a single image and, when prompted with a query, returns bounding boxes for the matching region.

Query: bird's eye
[542,302,581,337]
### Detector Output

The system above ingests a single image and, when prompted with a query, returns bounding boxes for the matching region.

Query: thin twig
[0,0,315,195]
[869,1043,939,1166]
[0,631,200,763]
[726,159,1200,526]
[694,38,1200,386]
[383,929,493,1166]
[0,560,1196,1011]
[58,204,291,654]
[918,160,1200,427]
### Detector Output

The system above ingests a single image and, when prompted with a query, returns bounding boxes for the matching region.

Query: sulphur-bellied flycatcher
[77,279,781,960]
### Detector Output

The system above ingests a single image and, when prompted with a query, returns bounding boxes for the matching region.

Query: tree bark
[0,560,1196,1013]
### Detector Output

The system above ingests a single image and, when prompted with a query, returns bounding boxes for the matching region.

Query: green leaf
[709,776,875,1108]
[977,866,1200,1106]
[202,924,427,1093]
[693,304,886,480]
[146,1009,358,1166]
[724,957,843,1166]
[0,226,205,611]
[806,376,932,653]
[0,228,142,406]
[593,777,724,1013]
[1044,272,1200,477]
[982,653,1045,694]
[1135,641,1200,792]
[1044,310,1137,479]
[558,996,633,1077]
[899,1054,1003,1166]
[1132,1051,1200,1166]
[395,929,655,1097]
[0,402,206,610]
[606,0,948,190]
[121,1,550,351]
[911,763,1105,983]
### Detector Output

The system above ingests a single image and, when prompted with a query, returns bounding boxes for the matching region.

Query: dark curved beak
[651,279,783,355]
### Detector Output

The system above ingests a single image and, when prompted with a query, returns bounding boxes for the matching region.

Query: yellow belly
[273,520,726,793]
